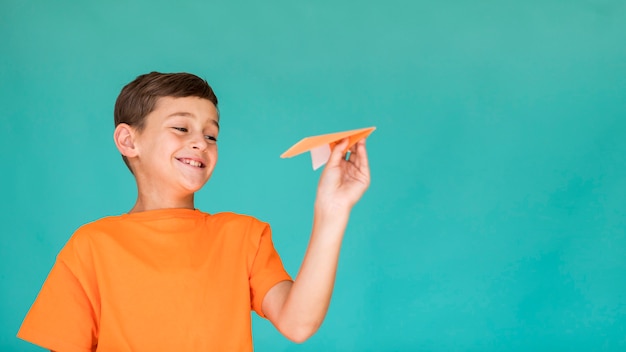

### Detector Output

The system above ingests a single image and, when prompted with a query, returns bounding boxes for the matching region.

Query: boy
[17,72,370,351]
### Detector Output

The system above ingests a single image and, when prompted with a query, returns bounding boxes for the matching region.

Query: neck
[129,188,195,214]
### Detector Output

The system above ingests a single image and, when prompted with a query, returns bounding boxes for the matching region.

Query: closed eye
[205,135,218,143]
[173,127,188,132]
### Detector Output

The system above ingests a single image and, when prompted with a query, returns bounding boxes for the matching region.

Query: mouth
[176,157,206,168]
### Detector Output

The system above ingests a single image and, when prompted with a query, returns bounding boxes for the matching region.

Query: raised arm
[262,138,370,343]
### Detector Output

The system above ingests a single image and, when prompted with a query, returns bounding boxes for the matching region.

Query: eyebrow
[166,112,220,130]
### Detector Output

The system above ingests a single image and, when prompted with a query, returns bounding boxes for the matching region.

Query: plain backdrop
[1,1,625,351]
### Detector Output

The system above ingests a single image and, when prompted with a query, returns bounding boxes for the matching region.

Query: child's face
[132,96,219,196]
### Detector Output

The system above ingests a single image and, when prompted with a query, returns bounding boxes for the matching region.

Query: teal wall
[1,1,625,351]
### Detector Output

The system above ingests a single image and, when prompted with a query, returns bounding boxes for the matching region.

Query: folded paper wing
[280,126,376,170]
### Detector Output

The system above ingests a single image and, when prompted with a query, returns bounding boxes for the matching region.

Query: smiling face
[129,96,220,198]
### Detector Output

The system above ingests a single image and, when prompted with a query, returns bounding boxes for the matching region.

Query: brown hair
[114,71,219,172]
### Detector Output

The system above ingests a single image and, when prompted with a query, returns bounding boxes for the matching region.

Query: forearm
[273,204,351,341]
[264,138,370,342]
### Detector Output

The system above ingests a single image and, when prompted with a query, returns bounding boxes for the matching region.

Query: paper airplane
[281,126,376,170]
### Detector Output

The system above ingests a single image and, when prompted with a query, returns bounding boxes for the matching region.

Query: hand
[315,138,371,212]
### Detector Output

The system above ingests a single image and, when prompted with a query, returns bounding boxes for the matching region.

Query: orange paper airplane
[281,126,376,170]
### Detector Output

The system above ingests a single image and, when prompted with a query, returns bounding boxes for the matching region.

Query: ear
[114,123,139,158]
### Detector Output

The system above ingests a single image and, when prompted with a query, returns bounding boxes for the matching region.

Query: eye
[205,135,218,143]
[173,127,188,132]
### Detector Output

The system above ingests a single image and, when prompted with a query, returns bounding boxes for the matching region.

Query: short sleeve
[17,235,99,352]
[249,224,292,317]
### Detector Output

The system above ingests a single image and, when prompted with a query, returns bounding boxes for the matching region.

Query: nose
[190,132,208,151]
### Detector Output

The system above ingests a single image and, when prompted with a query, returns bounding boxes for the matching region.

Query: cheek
[206,147,218,168]
[159,135,184,151]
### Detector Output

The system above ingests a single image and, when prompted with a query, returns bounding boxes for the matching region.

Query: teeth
[180,158,202,167]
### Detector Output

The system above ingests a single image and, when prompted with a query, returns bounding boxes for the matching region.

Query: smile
[177,158,205,168]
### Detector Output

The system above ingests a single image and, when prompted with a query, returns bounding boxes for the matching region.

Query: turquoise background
[1,0,625,351]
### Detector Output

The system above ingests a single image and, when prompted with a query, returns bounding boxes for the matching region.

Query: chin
[183,180,210,194]
[176,170,213,194]
[182,184,206,194]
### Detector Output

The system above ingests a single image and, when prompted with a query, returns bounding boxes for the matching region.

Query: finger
[328,138,349,166]
[348,143,357,163]
[354,139,369,171]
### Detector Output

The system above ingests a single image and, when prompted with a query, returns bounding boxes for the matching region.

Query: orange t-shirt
[18,209,292,352]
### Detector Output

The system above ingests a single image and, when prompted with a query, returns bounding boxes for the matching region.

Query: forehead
[150,96,219,125]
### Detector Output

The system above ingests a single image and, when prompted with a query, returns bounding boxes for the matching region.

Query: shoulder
[60,215,126,255]
[208,211,269,229]
[70,215,125,240]
[205,212,273,246]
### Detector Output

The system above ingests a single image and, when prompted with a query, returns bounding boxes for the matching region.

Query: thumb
[327,138,349,166]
